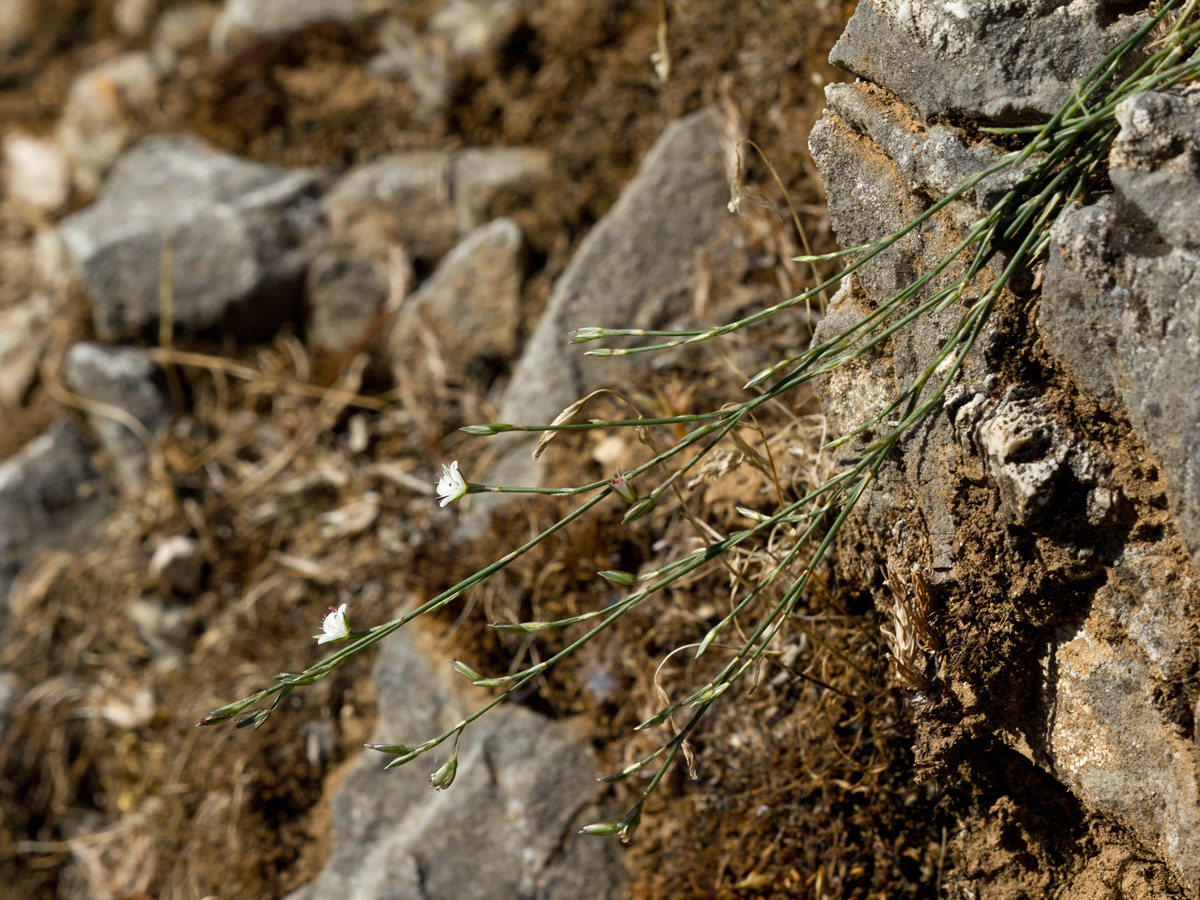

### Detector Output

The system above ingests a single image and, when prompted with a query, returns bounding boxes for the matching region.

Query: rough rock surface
[284,628,626,900]
[1041,86,1200,572]
[56,52,159,194]
[388,217,524,387]
[811,5,1200,894]
[63,342,173,495]
[0,292,58,408]
[321,150,457,264]
[305,242,392,358]
[450,146,550,233]
[210,0,392,54]
[59,134,321,342]
[0,420,111,606]
[829,0,1151,124]
[486,107,733,490]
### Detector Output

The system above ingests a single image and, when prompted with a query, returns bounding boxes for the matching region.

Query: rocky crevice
[810,1,1200,896]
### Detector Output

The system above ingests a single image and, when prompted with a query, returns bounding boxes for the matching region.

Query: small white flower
[315,603,350,644]
[436,460,468,507]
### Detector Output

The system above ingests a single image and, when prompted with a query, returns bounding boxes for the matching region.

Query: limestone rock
[284,628,626,900]
[450,146,550,233]
[211,0,392,54]
[488,107,733,490]
[811,46,1200,895]
[0,420,112,606]
[59,134,321,342]
[305,243,391,358]
[56,52,159,195]
[0,292,57,408]
[321,150,456,264]
[151,2,218,72]
[1041,87,1200,571]
[149,535,204,596]
[829,0,1150,124]
[63,342,173,496]
[388,217,523,387]
[3,133,70,212]
[0,0,35,58]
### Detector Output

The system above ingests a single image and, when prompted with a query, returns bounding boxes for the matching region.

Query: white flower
[315,603,350,644]
[436,460,468,507]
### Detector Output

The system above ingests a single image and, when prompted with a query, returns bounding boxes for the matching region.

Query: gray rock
[809,80,1020,308]
[0,671,18,743]
[829,0,1150,124]
[450,146,550,233]
[151,2,219,72]
[811,30,1200,894]
[1041,87,1200,570]
[63,342,173,495]
[0,420,112,606]
[3,133,71,212]
[0,291,57,408]
[148,535,205,596]
[305,243,392,358]
[368,2,530,115]
[112,0,155,37]
[285,628,626,900]
[56,52,160,195]
[210,0,392,54]
[1038,543,1200,896]
[388,217,523,387]
[59,134,321,342]
[322,150,456,264]
[427,0,528,60]
[0,0,35,58]
[487,107,733,490]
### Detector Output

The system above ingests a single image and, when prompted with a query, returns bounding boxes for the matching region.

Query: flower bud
[450,659,484,682]
[598,570,638,586]
[610,472,638,504]
[622,496,656,524]
[429,743,460,791]
[579,821,621,835]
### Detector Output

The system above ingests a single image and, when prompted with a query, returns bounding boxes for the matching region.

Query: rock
[0,420,112,607]
[1041,87,1200,571]
[305,243,391,358]
[0,292,57,408]
[284,628,626,900]
[58,134,321,342]
[0,671,18,743]
[56,52,159,195]
[112,0,156,37]
[63,342,174,495]
[488,107,733,489]
[0,0,35,58]
[151,2,218,72]
[809,80,1019,308]
[1038,544,1200,896]
[810,27,1200,895]
[388,217,523,387]
[211,0,392,55]
[149,535,205,596]
[321,150,456,264]
[3,133,71,212]
[427,0,528,60]
[367,17,457,115]
[367,3,530,115]
[450,146,551,233]
[829,0,1151,124]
